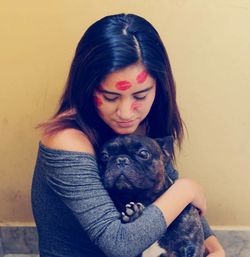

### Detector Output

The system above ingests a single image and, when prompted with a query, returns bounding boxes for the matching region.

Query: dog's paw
[121,202,145,223]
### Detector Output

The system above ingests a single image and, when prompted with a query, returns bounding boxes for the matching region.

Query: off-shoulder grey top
[31,142,213,257]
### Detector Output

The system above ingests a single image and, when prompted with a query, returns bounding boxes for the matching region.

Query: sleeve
[41,147,167,257]
[165,160,215,240]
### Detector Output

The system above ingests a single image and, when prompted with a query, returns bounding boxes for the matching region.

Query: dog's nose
[116,156,130,167]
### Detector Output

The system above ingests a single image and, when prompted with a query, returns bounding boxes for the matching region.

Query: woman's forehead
[100,63,155,92]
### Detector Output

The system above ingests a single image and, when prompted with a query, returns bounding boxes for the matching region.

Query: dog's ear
[154,136,174,158]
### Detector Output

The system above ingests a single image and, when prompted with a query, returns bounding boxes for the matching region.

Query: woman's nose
[116,99,134,120]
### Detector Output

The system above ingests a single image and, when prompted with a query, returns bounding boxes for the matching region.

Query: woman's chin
[113,126,138,135]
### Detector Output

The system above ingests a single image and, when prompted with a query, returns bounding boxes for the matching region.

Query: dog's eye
[100,152,110,162]
[138,150,151,160]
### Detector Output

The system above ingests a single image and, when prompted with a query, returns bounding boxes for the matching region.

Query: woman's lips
[116,120,136,128]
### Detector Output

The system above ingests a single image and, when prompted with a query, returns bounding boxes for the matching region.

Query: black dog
[98,135,206,257]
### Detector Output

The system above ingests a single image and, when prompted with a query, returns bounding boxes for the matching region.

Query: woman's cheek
[94,95,114,113]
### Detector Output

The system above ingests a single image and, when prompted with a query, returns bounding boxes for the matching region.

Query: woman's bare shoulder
[41,128,95,155]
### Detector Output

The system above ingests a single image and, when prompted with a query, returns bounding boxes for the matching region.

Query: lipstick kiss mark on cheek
[94,96,103,107]
[98,84,105,90]
[136,70,148,84]
[115,81,132,90]
[131,102,142,110]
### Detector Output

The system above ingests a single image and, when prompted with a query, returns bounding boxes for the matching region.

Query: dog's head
[98,135,174,203]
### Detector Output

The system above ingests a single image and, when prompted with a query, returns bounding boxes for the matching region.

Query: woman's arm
[154,178,206,225]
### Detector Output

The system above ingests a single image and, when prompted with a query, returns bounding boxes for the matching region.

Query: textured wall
[0,0,249,226]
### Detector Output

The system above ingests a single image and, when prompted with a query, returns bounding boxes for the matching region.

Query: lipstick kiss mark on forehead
[136,70,148,84]
[131,101,142,110]
[115,81,132,91]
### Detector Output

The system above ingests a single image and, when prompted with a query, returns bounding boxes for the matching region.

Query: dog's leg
[121,202,145,223]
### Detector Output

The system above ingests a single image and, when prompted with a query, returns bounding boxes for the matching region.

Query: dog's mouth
[113,174,134,190]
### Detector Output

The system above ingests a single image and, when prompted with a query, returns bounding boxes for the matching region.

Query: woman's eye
[138,150,151,160]
[134,94,147,100]
[103,95,119,102]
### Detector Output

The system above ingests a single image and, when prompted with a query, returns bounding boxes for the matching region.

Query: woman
[32,13,225,257]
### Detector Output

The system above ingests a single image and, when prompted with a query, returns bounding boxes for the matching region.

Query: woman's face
[94,62,156,135]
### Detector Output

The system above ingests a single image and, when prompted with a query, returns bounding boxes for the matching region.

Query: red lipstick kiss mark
[94,96,103,107]
[136,70,148,84]
[131,102,142,110]
[98,84,105,90]
[115,81,132,90]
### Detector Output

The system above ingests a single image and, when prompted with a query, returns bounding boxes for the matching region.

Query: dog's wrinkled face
[98,135,172,195]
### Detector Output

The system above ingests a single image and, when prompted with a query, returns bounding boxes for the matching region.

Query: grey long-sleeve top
[31,142,213,257]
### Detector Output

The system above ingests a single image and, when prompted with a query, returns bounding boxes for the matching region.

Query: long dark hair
[38,13,184,156]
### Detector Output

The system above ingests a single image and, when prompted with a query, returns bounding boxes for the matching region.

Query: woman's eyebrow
[98,85,154,95]
[97,88,120,96]
[133,86,154,94]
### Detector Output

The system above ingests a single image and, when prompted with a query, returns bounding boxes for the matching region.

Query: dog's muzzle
[116,156,131,168]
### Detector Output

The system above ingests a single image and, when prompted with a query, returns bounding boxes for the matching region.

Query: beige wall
[0,0,249,226]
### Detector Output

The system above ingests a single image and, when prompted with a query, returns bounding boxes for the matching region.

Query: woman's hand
[205,235,225,257]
